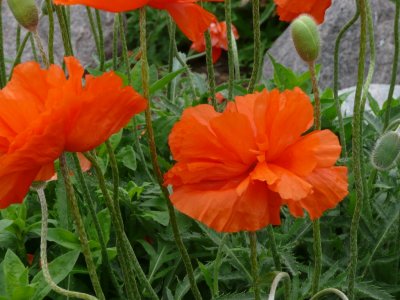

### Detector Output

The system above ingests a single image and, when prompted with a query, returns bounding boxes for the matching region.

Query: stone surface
[263,0,399,89]
[340,84,400,116]
[2,1,116,69]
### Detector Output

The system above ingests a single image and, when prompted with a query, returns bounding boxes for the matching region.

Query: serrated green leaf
[3,250,28,296]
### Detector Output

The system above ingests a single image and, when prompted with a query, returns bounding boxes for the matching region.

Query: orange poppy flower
[191,21,239,63]
[0,57,147,209]
[164,88,348,232]
[274,0,331,24]
[53,0,224,42]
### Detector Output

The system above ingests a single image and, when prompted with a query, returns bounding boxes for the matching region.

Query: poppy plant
[274,0,332,24]
[53,0,224,42]
[164,88,348,232]
[191,21,239,63]
[0,57,147,209]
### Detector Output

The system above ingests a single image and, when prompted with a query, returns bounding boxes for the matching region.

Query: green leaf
[11,286,36,300]
[0,219,13,232]
[149,67,185,95]
[355,282,395,300]
[30,228,80,250]
[3,250,28,296]
[116,146,137,171]
[32,250,80,300]
[198,261,213,294]
[97,208,111,245]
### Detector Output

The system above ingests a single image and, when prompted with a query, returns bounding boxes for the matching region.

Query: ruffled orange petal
[170,177,281,232]
[286,167,348,219]
[273,130,342,177]
[150,1,216,42]
[53,0,149,12]
[0,170,39,209]
[274,0,331,24]
[60,58,147,152]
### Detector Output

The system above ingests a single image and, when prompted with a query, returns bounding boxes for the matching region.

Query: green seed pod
[371,131,400,171]
[7,0,39,32]
[291,14,321,63]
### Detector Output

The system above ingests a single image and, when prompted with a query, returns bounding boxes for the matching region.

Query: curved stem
[33,31,49,67]
[267,272,291,300]
[205,30,217,109]
[37,186,98,300]
[348,0,368,298]
[383,0,400,129]
[310,288,349,300]
[139,7,202,300]
[249,232,261,300]
[59,154,105,300]
[247,0,261,92]
[333,1,359,159]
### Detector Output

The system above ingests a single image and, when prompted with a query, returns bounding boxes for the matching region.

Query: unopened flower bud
[371,131,400,171]
[7,0,39,32]
[291,14,320,63]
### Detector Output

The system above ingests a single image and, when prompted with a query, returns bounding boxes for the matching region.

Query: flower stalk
[348,0,368,298]
[248,0,261,92]
[205,29,217,108]
[36,186,98,300]
[139,7,202,300]
[249,232,261,300]
[59,154,105,300]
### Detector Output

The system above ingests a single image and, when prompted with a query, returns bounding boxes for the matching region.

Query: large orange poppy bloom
[0,57,147,209]
[191,21,239,63]
[164,88,348,232]
[53,0,224,42]
[274,0,332,24]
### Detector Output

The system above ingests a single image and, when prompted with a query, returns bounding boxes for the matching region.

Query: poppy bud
[371,131,400,171]
[291,14,320,63]
[7,0,39,32]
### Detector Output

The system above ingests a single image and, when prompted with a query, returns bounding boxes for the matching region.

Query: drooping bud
[291,14,321,63]
[371,131,400,171]
[7,0,39,32]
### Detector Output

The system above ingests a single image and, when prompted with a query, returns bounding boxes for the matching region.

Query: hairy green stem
[333,1,359,159]
[204,30,217,109]
[117,14,153,181]
[267,226,289,299]
[348,0,368,298]
[16,25,21,53]
[139,7,202,300]
[224,0,234,99]
[310,288,349,300]
[383,0,400,129]
[112,15,119,69]
[249,232,261,300]
[30,34,39,62]
[45,0,55,64]
[37,186,98,300]
[9,32,30,79]
[55,5,74,56]
[86,8,101,60]
[247,0,261,92]
[167,16,176,101]
[71,153,124,299]
[0,1,6,87]
[95,10,105,70]
[212,234,227,298]
[308,61,323,295]
[59,154,105,300]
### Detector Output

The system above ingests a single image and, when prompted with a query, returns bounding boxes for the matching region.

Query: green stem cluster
[247,0,261,92]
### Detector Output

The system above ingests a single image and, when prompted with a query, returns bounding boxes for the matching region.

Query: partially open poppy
[274,0,331,24]
[53,0,223,42]
[191,21,239,63]
[0,57,147,209]
[164,88,348,232]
